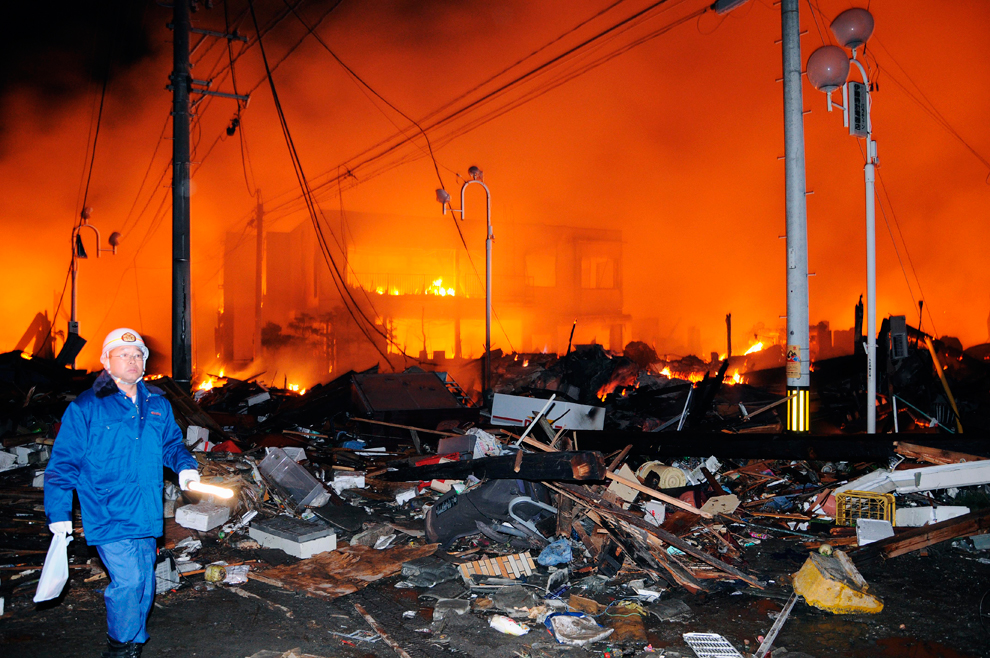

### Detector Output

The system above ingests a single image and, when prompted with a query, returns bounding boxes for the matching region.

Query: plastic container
[835,490,895,527]
[258,447,330,511]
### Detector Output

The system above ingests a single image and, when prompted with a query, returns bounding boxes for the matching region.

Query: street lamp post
[70,207,120,367]
[436,166,493,400]
[807,7,879,433]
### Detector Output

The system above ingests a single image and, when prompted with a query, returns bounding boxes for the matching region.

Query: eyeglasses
[111,353,144,363]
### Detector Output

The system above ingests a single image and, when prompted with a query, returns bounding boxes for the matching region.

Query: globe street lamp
[807,7,879,433]
[436,166,493,400]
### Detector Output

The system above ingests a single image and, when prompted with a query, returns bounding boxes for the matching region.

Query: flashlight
[188,481,234,499]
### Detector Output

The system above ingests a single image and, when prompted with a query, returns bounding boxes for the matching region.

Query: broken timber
[550,482,762,591]
[380,450,606,482]
[852,507,990,562]
[570,431,895,461]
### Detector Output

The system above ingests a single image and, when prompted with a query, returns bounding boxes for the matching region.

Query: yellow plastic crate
[835,490,895,527]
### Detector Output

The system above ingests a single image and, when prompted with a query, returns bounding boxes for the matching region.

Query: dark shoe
[101,635,127,658]
[122,642,143,658]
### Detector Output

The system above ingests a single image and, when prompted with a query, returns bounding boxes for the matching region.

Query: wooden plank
[604,471,712,518]
[551,482,760,588]
[353,603,413,658]
[381,451,606,482]
[852,507,990,561]
[894,441,984,465]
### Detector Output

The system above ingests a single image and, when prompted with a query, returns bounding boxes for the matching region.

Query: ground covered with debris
[3,340,990,658]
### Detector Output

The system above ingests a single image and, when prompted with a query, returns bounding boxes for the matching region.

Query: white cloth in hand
[49,521,72,535]
[179,469,200,491]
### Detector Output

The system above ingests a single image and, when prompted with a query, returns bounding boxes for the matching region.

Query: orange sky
[2,0,988,376]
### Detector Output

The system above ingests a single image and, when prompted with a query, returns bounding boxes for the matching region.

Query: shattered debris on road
[2,340,990,658]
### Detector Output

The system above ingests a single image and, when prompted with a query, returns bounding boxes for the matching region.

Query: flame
[744,342,764,355]
[20,351,32,360]
[523,359,529,367]
[659,365,704,383]
[718,353,727,361]
[426,278,456,297]
[375,286,386,295]
[197,372,227,392]
[287,383,306,394]
[730,370,742,385]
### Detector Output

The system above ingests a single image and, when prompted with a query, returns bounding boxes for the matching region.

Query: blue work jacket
[44,371,197,545]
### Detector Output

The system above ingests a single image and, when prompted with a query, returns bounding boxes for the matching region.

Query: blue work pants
[96,537,157,644]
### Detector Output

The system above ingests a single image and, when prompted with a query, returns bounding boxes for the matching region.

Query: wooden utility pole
[168,4,248,390]
[171,0,193,390]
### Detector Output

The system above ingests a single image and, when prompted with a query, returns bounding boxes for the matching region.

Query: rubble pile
[2,338,990,656]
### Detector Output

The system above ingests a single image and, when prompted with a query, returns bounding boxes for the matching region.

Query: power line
[247,0,399,367]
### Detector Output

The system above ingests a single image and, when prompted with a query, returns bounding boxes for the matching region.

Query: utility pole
[254,192,264,361]
[171,0,193,391]
[168,3,248,390]
[725,313,732,359]
[781,0,811,432]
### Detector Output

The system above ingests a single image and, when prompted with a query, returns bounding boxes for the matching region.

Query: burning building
[217,210,629,384]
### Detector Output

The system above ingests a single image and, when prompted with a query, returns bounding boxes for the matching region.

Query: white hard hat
[100,328,150,370]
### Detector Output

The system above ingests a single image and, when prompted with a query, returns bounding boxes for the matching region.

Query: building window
[581,256,615,289]
[525,251,556,287]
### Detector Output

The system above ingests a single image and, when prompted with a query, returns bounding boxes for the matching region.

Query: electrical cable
[875,168,940,338]
[119,114,171,237]
[43,0,120,356]
[247,0,403,367]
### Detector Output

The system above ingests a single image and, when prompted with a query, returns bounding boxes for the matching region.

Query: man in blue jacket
[45,328,200,658]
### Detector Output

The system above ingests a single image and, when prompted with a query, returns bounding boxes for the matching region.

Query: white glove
[49,521,72,535]
[179,469,200,491]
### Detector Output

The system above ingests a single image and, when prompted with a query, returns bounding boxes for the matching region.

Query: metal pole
[852,56,877,434]
[172,0,193,390]
[255,193,264,361]
[485,190,492,401]
[781,0,811,432]
[460,179,493,400]
[69,235,79,368]
[865,159,877,433]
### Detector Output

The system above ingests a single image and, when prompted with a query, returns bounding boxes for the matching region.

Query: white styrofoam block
[185,426,210,448]
[175,503,230,532]
[643,500,666,527]
[331,473,365,494]
[856,518,895,546]
[896,505,970,527]
[12,445,41,465]
[246,391,271,406]
[32,470,45,488]
[0,451,17,471]
[395,489,417,505]
[248,526,336,558]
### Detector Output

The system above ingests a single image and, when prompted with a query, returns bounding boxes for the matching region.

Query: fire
[730,370,742,385]
[426,278,455,297]
[744,342,764,355]
[375,286,386,295]
[659,366,704,383]
[522,359,529,367]
[197,371,227,392]
[287,383,307,395]
[20,351,32,360]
